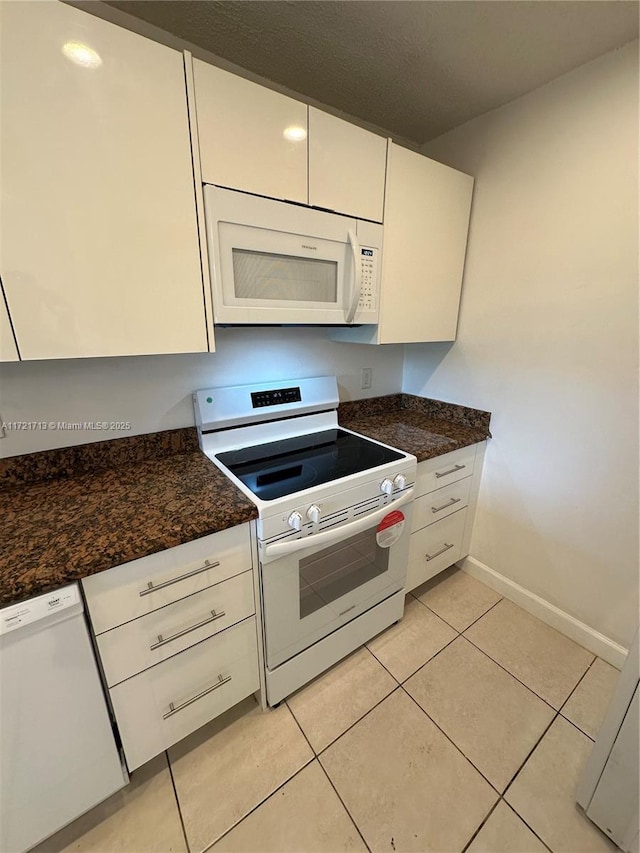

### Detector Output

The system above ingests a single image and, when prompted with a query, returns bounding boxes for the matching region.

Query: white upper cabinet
[379,144,474,343]
[1,289,19,362]
[193,59,308,204]
[0,1,209,360]
[308,108,387,222]
[329,143,473,346]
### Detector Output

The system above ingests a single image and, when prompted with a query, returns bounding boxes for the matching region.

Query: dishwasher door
[0,585,128,853]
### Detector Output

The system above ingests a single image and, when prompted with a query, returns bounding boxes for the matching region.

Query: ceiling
[105,0,639,145]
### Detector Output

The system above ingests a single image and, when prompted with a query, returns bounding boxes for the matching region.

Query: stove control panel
[251,387,301,409]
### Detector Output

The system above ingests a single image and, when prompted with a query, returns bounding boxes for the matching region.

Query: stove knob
[288,511,303,531]
[307,504,321,523]
[393,474,407,491]
[380,478,394,496]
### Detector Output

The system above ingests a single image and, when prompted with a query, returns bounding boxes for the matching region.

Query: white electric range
[194,376,417,705]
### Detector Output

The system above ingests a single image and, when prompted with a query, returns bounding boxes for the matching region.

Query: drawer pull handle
[150,609,226,651]
[431,497,461,513]
[425,543,454,561]
[139,559,220,597]
[435,464,466,479]
[163,673,232,720]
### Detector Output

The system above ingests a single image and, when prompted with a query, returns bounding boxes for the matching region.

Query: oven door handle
[262,488,414,561]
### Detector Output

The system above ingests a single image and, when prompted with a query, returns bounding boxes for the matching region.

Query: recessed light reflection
[283,126,307,142]
[62,41,102,69]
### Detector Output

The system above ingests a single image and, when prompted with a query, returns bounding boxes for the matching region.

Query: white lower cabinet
[406,509,467,591]
[110,618,260,771]
[96,570,256,688]
[405,442,485,592]
[82,523,261,772]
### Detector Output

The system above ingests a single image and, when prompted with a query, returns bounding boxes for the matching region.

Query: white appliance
[0,584,127,853]
[577,628,639,852]
[203,185,382,326]
[194,376,416,705]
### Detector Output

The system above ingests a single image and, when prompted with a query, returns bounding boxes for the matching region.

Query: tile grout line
[199,755,317,853]
[399,685,502,797]
[314,684,404,759]
[316,759,373,853]
[502,800,555,853]
[367,628,460,688]
[283,706,372,852]
[460,631,589,714]
[460,797,502,853]
[501,709,559,800]
[165,750,191,853]
[411,583,503,634]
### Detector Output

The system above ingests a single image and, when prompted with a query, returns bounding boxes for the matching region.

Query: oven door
[260,501,413,670]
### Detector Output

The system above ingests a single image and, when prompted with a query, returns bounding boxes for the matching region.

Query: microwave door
[214,222,351,324]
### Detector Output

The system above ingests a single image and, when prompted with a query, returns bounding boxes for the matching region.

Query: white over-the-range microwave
[203,185,383,325]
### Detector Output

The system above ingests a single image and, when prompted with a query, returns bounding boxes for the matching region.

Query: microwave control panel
[358,247,378,314]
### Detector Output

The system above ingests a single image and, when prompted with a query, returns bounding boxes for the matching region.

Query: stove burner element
[216,428,404,501]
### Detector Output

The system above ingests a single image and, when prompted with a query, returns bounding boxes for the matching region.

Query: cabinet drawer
[96,571,255,687]
[406,509,466,592]
[412,477,472,533]
[110,617,260,771]
[416,445,477,496]
[83,524,252,634]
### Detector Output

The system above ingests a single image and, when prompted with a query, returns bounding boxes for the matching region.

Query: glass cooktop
[216,428,404,501]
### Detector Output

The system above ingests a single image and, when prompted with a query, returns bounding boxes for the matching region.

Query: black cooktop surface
[216,428,404,501]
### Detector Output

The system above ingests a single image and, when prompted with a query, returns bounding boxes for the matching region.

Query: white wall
[0,327,403,456]
[404,42,639,648]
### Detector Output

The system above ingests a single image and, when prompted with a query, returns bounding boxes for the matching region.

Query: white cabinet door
[0,1,208,360]
[0,288,19,362]
[379,144,474,344]
[193,59,308,204]
[308,108,387,222]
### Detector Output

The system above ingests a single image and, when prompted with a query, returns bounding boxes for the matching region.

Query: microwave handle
[345,229,361,324]
[261,488,414,562]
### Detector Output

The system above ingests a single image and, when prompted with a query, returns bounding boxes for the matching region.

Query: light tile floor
[36,568,622,853]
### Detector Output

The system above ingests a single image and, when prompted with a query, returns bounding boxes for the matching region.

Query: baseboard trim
[458,556,628,670]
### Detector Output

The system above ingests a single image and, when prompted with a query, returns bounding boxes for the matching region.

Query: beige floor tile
[467,801,548,853]
[414,567,502,631]
[33,754,186,853]
[320,689,497,852]
[465,599,594,708]
[168,697,313,852]
[211,760,366,852]
[366,596,457,682]
[562,657,620,739]
[287,646,396,753]
[405,636,555,791]
[506,716,617,852]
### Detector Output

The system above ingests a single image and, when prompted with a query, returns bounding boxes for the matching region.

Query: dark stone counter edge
[2,506,259,610]
[338,393,492,434]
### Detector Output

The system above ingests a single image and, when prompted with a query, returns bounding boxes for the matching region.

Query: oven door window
[299,528,389,619]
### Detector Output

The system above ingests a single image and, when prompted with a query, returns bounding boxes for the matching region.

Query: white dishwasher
[1,584,128,853]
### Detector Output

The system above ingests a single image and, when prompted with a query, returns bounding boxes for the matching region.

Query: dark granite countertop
[0,394,490,609]
[0,428,257,608]
[338,393,491,463]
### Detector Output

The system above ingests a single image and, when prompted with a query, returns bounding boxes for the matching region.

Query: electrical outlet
[360,368,372,390]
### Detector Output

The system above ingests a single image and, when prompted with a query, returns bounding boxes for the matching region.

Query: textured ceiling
[106,0,639,144]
